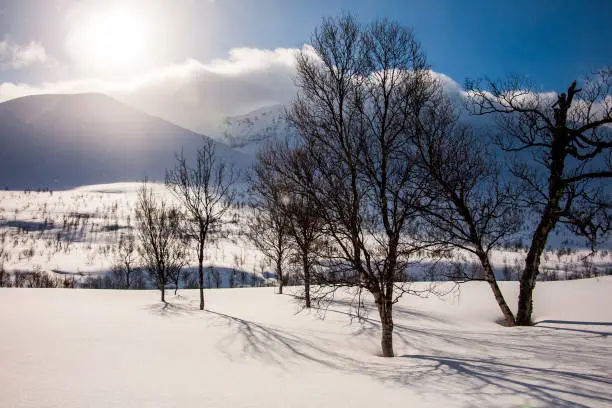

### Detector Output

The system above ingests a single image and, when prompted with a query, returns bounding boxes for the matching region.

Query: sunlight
[66,8,152,74]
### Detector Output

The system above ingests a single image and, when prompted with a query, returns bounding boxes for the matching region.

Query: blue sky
[0,0,610,132]
[2,0,610,88]
[211,0,612,90]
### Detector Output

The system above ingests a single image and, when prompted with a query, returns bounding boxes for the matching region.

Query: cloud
[115,47,300,134]
[0,46,301,134]
[0,45,468,136]
[0,40,48,70]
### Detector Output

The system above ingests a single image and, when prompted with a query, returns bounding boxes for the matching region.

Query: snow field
[1,278,611,407]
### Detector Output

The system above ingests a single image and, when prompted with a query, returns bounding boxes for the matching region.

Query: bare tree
[285,15,439,357]
[284,193,322,308]
[135,182,185,303]
[110,231,138,289]
[168,234,189,295]
[413,95,522,326]
[248,149,292,294]
[257,145,325,306]
[467,69,612,325]
[166,139,238,310]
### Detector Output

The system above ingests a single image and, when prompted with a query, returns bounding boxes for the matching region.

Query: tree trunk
[516,214,557,325]
[303,251,310,308]
[478,252,516,326]
[276,257,283,295]
[125,266,131,289]
[198,244,205,310]
[376,295,394,357]
[516,134,565,326]
[161,287,165,303]
[453,197,517,327]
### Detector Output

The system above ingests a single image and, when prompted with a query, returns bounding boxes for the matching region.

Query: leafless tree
[166,139,238,309]
[285,15,440,357]
[135,182,185,303]
[413,96,522,326]
[248,149,292,294]
[284,193,323,307]
[467,69,612,325]
[168,239,189,296]
[110,231,138,289]
[257,145,325,306]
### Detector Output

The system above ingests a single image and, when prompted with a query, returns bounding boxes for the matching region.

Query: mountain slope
[0,93,250,189]
[216,104,297,155]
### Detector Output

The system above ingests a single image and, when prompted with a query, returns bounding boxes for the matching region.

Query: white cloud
[115,47,301,134]
[0,45,468,136]
[0,40,48,70]
[0,46,301,134]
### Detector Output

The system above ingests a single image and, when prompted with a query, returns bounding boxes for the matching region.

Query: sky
[0,0,610,134]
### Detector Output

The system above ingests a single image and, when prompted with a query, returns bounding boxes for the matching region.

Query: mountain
[216,104,297,156]
[0,93,251,189]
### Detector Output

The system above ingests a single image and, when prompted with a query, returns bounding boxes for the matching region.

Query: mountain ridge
[216,104,297,155]
[0,93,251,189]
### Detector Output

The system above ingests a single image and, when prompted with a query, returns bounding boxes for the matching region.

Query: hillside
[0,183,610,281]
[0,278,610,407]
[216,104,297,155]
[0,183,263,280]
[0,94,251,189]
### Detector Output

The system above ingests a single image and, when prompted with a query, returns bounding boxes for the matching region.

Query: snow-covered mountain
[215,104,297,156]
[0,93,251,189]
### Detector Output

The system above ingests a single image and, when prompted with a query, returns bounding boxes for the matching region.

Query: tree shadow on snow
[534,320,612,337]
[206,310,358,370]
[206,308,612,407]
[145,299,198,318]
[535,319,612,326]
[400,355,612,408]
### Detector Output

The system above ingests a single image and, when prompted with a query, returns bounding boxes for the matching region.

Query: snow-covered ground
[1,183,611,406]
[1,278,611,407]
[0,183,267,280]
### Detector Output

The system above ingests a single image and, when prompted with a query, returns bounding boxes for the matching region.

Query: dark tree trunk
[276,257,283,295]
[125,266,131,289]
[198,243,205,310]
[516,211,558,325]
[376,294,394,357]
[477,252,516,326]
[161,286,165,303]
[516,130,566,326]
[452,196,517,327]
[303,250,311,308]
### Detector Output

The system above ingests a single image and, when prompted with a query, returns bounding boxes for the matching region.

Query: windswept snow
[1,278,611,407]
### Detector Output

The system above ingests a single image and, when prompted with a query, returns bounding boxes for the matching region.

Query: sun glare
[66,9,152,74]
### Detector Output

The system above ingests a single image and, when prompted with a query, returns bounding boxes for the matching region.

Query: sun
[66,8,152,74]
